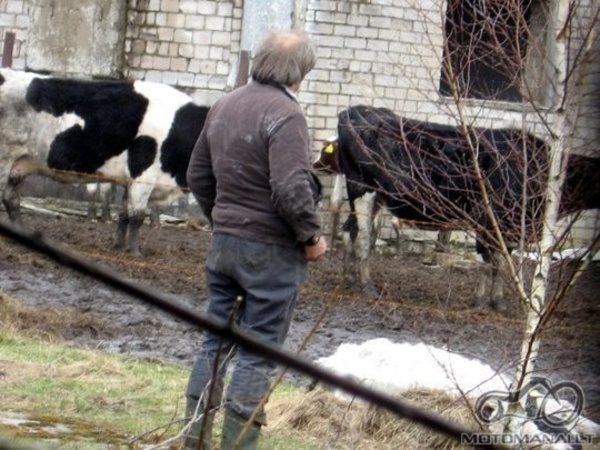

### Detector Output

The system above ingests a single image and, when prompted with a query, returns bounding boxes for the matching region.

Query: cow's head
[312,135,340,174]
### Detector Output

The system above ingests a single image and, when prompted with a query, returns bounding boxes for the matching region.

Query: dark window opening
[440,0,537,102]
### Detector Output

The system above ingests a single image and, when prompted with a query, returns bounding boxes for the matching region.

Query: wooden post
[2,31,16,68]
[234,50,250,89]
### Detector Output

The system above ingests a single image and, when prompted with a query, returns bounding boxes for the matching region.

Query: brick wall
[124,0,242,105]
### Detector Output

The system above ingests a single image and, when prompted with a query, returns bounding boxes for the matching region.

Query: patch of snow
[315,338,510,399]
[315,338,600,449]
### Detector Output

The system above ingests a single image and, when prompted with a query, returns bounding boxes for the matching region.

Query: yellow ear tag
[324,143,334,154]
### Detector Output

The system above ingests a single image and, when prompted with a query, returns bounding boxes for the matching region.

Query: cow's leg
[126,181,154,256]
[391,217,402,256]
[330,208,340,246]
[100,184,114,222]
[100,202,112,222]
[474,242,506,310]
[435,230,451,252]
[114,188,129,251]
[2,155,36,225]
[474,238,492,308]
[86,182,112,221]
[488,252,506,311]
[148,206,160,228]
[371,207,382,250]
[475,263,492,307]
[354,192,377,293]
[86,184,100,220]
[476,255,506,311]
[341,214,358,285]
[87,202,98,220]
[127,212,146,257]
[3,176,24,225]
[115,212,129,251]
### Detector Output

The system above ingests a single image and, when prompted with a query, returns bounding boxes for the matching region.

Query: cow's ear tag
[324,143,334,154]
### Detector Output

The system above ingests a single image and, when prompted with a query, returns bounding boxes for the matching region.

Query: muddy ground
[0,204,599,424]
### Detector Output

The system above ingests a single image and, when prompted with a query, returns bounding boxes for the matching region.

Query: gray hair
[251,30,316,87]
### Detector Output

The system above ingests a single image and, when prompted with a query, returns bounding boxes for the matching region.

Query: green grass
[0,327,317,449]
[0,332,187,447]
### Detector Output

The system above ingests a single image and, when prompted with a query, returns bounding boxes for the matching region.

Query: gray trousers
[186,233,307,424]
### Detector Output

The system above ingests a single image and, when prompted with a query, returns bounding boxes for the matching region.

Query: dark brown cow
[314,105,600,308]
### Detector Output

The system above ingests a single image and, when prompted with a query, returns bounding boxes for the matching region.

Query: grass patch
[0,327,187,447]
[0,293,317,449]
[268,388,479,450]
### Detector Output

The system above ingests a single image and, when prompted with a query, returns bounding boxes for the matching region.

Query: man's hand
[304,236,327,261]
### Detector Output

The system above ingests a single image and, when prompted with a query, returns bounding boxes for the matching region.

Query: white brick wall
[123,0,242,102]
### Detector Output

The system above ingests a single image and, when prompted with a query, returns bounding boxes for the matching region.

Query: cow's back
[335,105,553,235]
[25,77,149,175]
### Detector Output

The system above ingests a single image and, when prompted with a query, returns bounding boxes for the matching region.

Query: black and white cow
[315,105,600,307]
[0,68,209,255]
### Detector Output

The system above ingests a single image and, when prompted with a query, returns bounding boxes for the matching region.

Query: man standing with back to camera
[183,30,327,449]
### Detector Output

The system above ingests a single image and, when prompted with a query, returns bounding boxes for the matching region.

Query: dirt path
[1,208,599,422]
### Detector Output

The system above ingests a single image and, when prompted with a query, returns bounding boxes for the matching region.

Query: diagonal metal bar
[0,219,507,450]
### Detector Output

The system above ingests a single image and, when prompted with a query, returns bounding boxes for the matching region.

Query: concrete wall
[26,0,127,77]
[1,0,598,246]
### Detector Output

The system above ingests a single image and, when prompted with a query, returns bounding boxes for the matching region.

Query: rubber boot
[183,398,214,450]
[219,409,261,450]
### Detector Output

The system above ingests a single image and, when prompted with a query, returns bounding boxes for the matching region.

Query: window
[440,0,544,103]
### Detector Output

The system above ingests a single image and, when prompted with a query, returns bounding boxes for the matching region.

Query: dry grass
[0,291,104,342]
[267,387,480,450]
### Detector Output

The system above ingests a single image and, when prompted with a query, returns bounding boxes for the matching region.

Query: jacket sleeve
[186,125,216,227]
[268,110,322,243]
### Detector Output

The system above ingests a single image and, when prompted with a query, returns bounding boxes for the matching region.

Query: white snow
[315,338,510,399]
[315,338,600,449]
